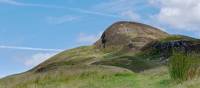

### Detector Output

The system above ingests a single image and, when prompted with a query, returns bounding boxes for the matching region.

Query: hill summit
[95,21,169,52]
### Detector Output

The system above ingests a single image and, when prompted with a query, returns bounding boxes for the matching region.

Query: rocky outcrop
[153,40,200,53]
[141,39,200,64]
[95,21,169,52]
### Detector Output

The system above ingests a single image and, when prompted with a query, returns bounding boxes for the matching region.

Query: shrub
[169,52,200,82]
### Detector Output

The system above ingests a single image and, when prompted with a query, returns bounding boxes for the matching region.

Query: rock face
[153,40,200,56]
[95,21,169,52]
[140,38,200,64]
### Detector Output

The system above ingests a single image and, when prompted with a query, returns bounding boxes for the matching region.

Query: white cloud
[47,15,79,24]
[24,53,57,67]
[0,0,22,5]
[0,45,63,52]
[77,32,102,44]
[94,0,136,13]
[0,73,10,78]
[93,0,142,20]
[0,74,4,78]
[0,0,129,18]
[121,10,140,21]
[0,0,122,18]
[151,0,200,31]
[67,8,120,18]
[0,0,64,8]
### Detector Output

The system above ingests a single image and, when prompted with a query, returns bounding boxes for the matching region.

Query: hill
[95,21,169,52]
[1,21,200,88]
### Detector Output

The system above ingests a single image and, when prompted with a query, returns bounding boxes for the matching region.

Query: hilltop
[95,21,169,52]
[1,21,200,88]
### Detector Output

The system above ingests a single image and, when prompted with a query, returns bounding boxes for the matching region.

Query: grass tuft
[169,52,200,82]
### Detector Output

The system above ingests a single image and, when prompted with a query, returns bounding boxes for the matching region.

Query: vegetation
[3,66,200,88]
[0,66,171,88]
[94,51,161,72]
[1,37,200,88]
[0,66,137,88]
[169,52,200,82]
[2,43,200,88]
[160,35,196,42]
[1,45,200,88]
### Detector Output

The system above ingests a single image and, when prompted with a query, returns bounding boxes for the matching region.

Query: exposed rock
[153,40,200,53]
[95,21,169,52]
[141,39,200,64]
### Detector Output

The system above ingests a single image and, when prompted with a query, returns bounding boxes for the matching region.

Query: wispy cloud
[67,8,121,18]
[47,15,80,24]
[0,45,63,52]
[45,8,122,24]
[0,0,21,5]
[0,0,125,18]
[0,0,64,8]
[92,0,143,20]
[77,32,102,45]
[24,53,57,67]
[0,74,8,78]
[0,74,4,78]
[121,10,140,21]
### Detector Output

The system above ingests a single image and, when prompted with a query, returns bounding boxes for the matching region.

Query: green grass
[30,46,106,72]
[2,65,200,88]
[0,66,170,88]
[169,52,200,82]
[2,45,200,88]
[95,55,160,72]
[160,35,196,43]
[0,65,136,88]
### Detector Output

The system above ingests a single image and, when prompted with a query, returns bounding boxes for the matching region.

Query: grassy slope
[1,44,200,88]
[2,66,200,88]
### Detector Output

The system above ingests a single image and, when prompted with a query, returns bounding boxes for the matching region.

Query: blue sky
[0,0,200,78]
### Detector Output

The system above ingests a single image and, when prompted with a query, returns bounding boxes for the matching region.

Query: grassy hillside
[2,65,200,88]
[1,21,200,88]
[1,45,200,88]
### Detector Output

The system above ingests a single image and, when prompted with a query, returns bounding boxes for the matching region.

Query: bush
[169,52,200,82]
